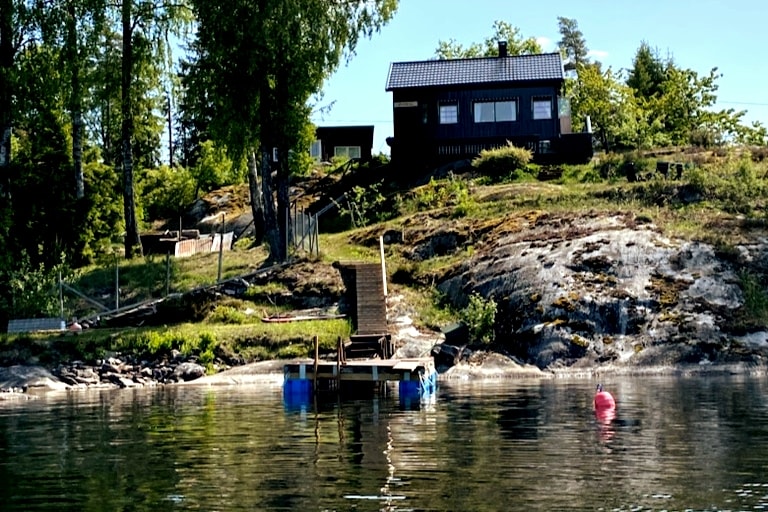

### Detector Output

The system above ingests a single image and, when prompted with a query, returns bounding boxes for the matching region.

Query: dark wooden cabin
[385,42,592,165]
[312,125,375,162]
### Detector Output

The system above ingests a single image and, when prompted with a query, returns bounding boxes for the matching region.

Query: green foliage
[79,157,124,263]
[410,176,477,217]
[459,292,497,344]
[626,42,667,100]
[277,344,309,358]
[687,156,766,214]
[557,17,589,66]
[343,182,399,227]
[435,20,542,58]
[3,255,65,321]
[471,142,533,178]
[190,140,243,192]
[113,328,219,366]
[207,305,248,324]
[570,63,654,150]
[594,152,655,181]
[739,271,768,325]
[140,165,197,220]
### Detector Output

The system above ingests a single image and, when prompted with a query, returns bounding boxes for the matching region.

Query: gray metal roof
[385,52,564,91]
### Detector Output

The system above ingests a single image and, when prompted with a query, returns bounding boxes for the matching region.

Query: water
[1,376,768,511]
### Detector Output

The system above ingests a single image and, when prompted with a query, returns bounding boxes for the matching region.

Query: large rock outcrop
[436,212,768,369]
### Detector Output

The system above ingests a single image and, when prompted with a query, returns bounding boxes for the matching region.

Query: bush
[207,305,248,324]
[740,271,768,324]
[410,176,477,217]
[471,142,532,177]
[459,292,497,344]
[342,182,400,227]
[687,156,766,214]
[140,165,197,220]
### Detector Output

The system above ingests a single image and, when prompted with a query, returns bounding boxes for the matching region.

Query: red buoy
[594,384,616,411]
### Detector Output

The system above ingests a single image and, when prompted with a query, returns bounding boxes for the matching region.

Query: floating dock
[283,357,438,406]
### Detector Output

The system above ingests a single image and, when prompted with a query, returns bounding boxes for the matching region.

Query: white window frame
[532,97,553,120]
[333,146,361,159]
[474,100,517,123]
[310,140,322,161]
[439,103,458,124]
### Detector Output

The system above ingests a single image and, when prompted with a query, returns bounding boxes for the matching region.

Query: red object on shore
[594,384,616,411]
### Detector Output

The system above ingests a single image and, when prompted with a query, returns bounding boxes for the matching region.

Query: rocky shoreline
[3,349,767,400]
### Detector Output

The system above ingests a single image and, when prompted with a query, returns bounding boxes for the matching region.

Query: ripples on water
[1,376,768,511]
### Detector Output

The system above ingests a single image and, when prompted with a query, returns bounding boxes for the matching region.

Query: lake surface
[1,375,768,511]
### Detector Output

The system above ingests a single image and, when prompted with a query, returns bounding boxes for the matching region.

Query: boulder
[174,362,206,382]
[0,365,69,392]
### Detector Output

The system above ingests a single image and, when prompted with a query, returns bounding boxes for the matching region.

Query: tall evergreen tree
[627,41,667,100]
[557,17,589,66]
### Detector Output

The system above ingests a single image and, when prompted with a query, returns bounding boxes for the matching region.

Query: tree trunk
[260,148,284,262]
[66,0,84,199]
[246,148,265,245]
[121,0,142,258]
[275,152,291,260]
[166,93,173,167]
[0,0,13,200]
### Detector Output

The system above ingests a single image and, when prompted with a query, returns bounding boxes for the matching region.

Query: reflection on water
[0,377,767,511]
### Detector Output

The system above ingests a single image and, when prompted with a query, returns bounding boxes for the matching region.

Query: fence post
[165,252,171,296]
[217,212,225,283]
[115,255,119,310]
[59,271,64,320]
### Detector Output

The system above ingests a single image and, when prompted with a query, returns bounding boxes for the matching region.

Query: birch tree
[187,0,398,263]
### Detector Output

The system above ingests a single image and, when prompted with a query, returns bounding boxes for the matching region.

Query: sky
[312,0,768,155]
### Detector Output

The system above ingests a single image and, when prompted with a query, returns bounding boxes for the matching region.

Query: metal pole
[285,208,289,258]
[308,215,314,255]
[58,271,64,320]
[314,214,320,257]
[301,209,306,251]
[217,212,224,282]
[115,255,119,310]
[165,252,170,296]
[60,282,110,312]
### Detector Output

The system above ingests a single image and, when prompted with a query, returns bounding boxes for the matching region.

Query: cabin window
[334,146,361,159]
[474,100,517,123]
[439,103,458,124]
[532,97,553,120]
[310,140,322,161]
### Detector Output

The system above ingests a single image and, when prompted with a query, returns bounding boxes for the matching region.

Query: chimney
[498,40,508,58]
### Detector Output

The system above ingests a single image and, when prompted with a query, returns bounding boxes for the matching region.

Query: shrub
[471,142,532,177]
[140,165,197,220]
[459,292,497,344]
[410,175,477,217]
[342,182,400,227]
[277,344,309,359]
[207,305,248,324]
[740,271,768,324]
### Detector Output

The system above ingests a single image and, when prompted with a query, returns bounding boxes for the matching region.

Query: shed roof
[386,52,564,91]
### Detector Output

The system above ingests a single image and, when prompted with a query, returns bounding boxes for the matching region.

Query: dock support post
[313,335,319,394]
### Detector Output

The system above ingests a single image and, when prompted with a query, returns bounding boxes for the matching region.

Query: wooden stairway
[345,263,392,360]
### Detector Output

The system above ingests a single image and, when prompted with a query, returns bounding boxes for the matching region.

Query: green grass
[34,147,768,368]
[2,318,353,368]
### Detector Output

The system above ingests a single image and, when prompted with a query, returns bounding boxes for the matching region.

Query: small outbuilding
[312,125,375,162]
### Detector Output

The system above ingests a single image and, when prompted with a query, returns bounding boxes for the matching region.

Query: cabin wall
[315,126,374,162]
[390,82,565,163]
